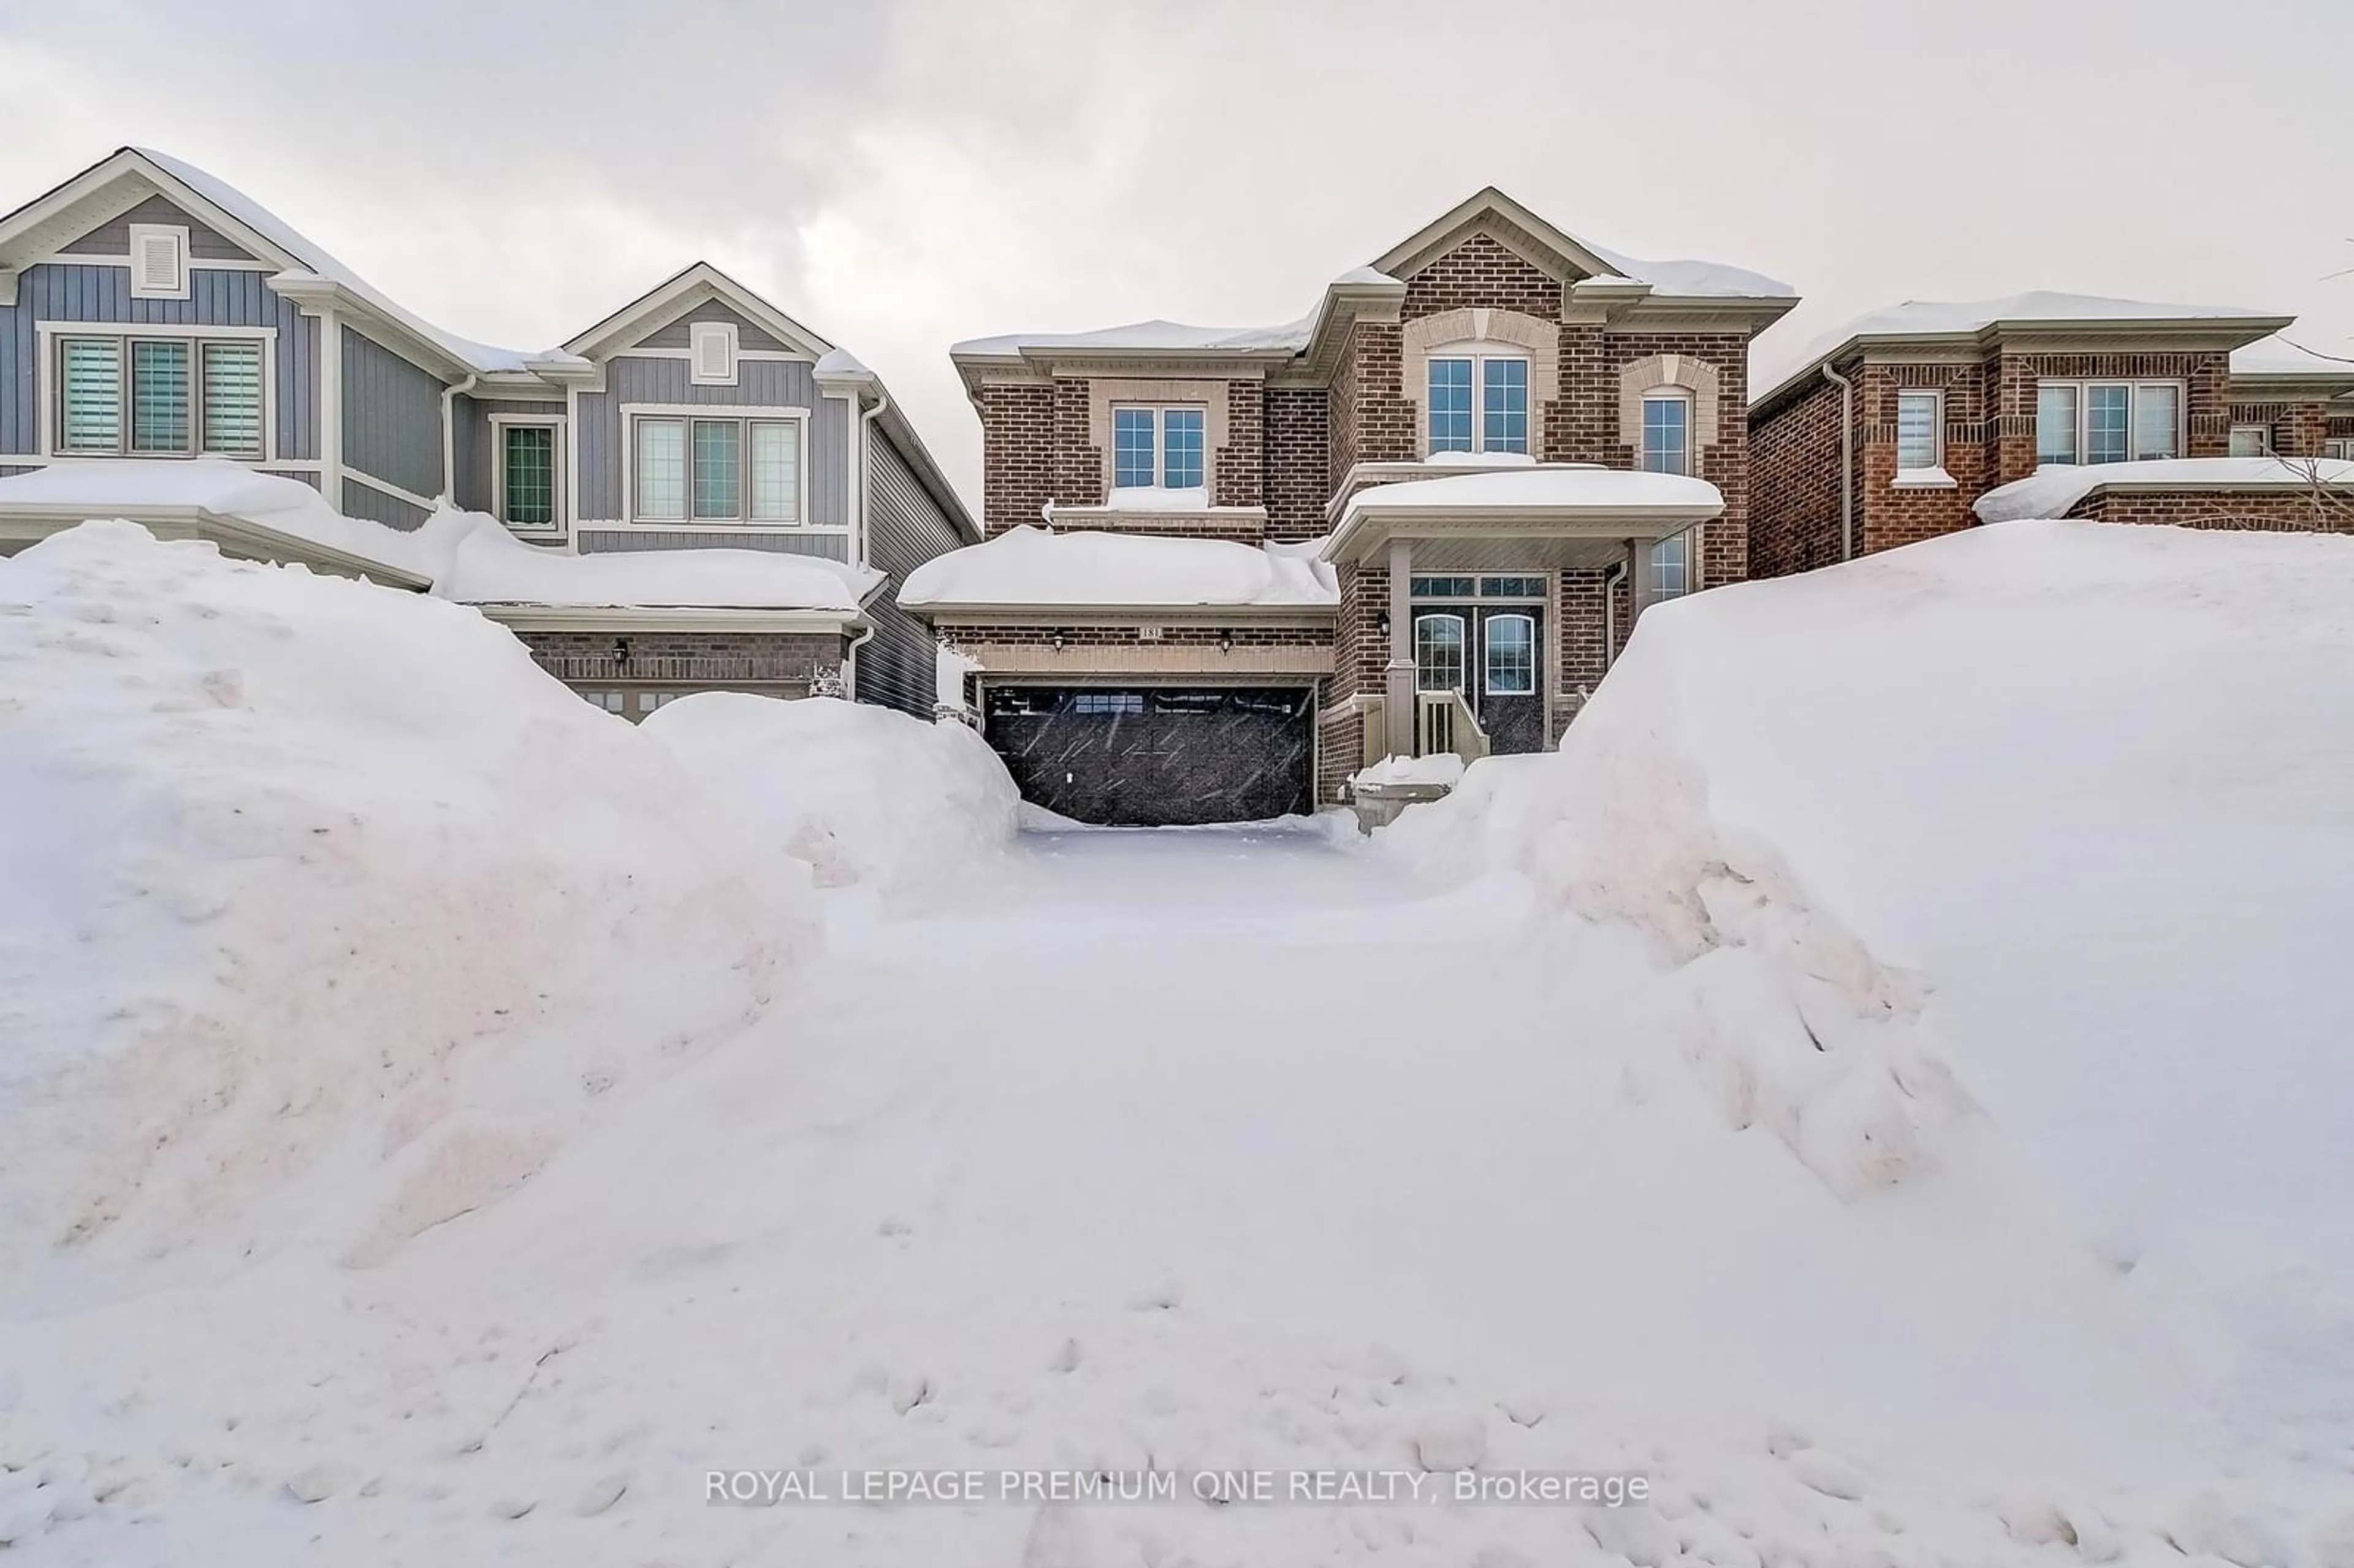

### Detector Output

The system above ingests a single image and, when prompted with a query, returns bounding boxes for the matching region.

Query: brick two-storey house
[909,189,1796,825]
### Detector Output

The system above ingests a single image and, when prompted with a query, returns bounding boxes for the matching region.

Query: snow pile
[899,523,1338,609]
[0,458,434,577]
[1350,752,1465,790]
[641,694,1019,895]
[1975,455,2354,523]
[1385,520,2354,1477]
[0,521,820,1290]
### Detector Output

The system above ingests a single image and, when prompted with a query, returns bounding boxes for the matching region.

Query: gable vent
[128,223,189,299]
[690,321,739,386]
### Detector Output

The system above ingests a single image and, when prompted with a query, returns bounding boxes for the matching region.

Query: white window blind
[129,340,191,454]
[636,419,688,518]
[199,341,264,458]
[748,421,799,522]
[59,338,121,452]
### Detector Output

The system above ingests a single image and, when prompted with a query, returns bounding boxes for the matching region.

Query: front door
[1412,599,1547,756]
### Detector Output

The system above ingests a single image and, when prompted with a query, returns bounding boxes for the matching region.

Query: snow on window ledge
[1100,486,1213,512]
[1891,466,1957,490]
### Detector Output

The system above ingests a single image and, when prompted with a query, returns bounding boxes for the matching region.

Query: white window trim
[1639,389,1695,476]
[1108,403,1208,492]
[1894,388,1945,473]
[2228,424,2272,457]
[688,321,739,386]
[1482,611,1537,698]
[126,223,189,300]
[38,324,276,462]
[1412,611,1468,694]
[1425,344,1531,456]
[2036,379,2185,465]
[620,403,812,528]
[489,414,567,533]
[2326,438,2354,462]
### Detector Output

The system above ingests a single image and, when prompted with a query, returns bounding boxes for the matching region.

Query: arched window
[1414,613,1466,693]
[1484,614,1536,696]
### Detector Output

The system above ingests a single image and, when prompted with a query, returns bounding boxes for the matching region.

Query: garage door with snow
[983,686,1315,827]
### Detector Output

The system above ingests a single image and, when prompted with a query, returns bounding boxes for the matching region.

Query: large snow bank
[1975,455,2354,523]
[899,523,1338,609]
[0,521,820,1290]
[1385,520,2354,1485]
[642,693,1019,895]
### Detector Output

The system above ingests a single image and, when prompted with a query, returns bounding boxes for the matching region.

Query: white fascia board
[470,604,863,634]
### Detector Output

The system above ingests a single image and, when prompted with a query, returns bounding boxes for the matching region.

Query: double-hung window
[496,423,560,530]
[1426,352,1530,455]
[1895,390,1942,472]
[1640,393,1691,475]
[2037,380,2181,465]
[1111,406,1205,492]
[633,414,801,523]
[55,333,265,460]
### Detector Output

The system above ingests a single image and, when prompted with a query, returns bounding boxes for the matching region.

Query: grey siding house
[0,147,977,718]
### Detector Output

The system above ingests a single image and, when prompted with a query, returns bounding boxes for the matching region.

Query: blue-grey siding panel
[633,299,789,354]
[343,476,430,531]
[574,356,843,527]
[342,326,445,500]
[0,263,319,460]
[0,463,39,478]
[575,528,848,561]
[60,195,262,263]
[859,432,967,717]
[452,394,565,515]
[258,468,320,490]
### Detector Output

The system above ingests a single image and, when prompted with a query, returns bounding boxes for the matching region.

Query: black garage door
[983,686,1314,827]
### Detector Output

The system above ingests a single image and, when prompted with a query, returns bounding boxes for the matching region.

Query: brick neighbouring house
[910,188,1797,826]
[1748,295,2354,578]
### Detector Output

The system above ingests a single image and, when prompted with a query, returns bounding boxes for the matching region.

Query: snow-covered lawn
[4,520,2353,1564]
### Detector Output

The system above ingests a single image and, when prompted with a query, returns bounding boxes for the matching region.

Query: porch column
[1627,536,1655,628]
[1384,536,1415,758]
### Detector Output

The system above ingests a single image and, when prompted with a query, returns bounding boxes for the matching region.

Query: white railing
[1415,689,1490,762]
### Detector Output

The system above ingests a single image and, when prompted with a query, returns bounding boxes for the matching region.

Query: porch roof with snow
[1320,465,1723,570]
[2228,334,2354,401]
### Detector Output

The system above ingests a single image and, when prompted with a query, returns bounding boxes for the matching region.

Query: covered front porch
[1317,465,1723,814]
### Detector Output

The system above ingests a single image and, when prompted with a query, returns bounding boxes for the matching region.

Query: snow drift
[642,693,1021,895]
[0,522,821,1292]
[1386,519,2354,1482]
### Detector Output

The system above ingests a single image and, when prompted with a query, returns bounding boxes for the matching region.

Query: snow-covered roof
[1975,457,2354,524]
[951,316,1319,360]
[1340,465,1724,520]
[135,149,536,375]
[897,525,1338,614]
[1581,243,1795,301]
[1756,292,2294,413]
[2231,333,2354,382]
[0,460,879,615]
[435,517,879,612]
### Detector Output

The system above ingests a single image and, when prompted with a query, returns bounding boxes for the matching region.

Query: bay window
[56,333,265,460]
[633,414,801,523]
[2038,380,2181,465]
[1111,405,1206,491]
[1426,352,1530,455]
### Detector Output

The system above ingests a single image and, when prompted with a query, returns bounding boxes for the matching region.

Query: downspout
[1822,363,1855,561]
[840,620,875,702]
[848,384,891,703]
[440,370,479,506]
[1601,560,1627,670]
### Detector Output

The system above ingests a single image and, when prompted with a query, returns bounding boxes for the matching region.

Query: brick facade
[2061,485,2354,531]
[1750,344,2268,575]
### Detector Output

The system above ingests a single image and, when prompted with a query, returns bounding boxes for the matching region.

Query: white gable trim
[563,262,836,363]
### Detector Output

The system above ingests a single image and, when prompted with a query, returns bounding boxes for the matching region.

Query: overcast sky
[5,0,2347,509]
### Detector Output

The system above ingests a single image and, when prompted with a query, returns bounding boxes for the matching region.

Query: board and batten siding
[0,263,319,461]
[859,431,969,717]
[452,394,566,516]
[341,478,430,530]
[341,325,444,502]
[574,356,848,527]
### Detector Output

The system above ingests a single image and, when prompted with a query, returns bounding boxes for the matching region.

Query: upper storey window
[1640,392,1691,475]
[1112,406,1205,490]
[56,333,265,460]
[1427,353,1529,455]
